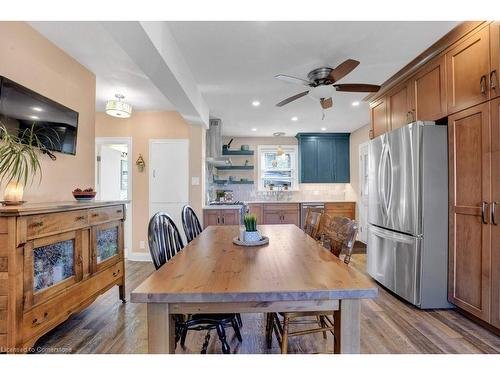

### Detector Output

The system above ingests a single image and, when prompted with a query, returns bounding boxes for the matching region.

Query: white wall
[347,124,370,220]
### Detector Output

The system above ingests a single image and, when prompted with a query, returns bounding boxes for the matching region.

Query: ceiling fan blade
[274,74,312,87]
[328,59,360,82]
[320,97,333,109]
[334,83,381,92]
[276,91,310,107]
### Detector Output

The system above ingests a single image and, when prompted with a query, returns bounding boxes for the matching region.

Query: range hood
[206,118,222,158]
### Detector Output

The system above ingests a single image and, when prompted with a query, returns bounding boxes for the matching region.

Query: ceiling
[30,21,459,136]
[29,21,175,112]
[167,21,459,136]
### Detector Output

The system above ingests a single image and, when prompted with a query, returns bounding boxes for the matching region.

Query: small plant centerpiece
[0,122,47,205]
[243,214,261,242]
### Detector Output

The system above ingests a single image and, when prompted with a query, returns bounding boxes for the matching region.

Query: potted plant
[0,122,47,205]
[243,214,261,242]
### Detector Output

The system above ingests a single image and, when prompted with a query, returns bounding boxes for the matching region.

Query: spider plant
[0,121,48,189]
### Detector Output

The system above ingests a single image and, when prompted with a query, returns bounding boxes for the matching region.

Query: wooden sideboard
[0,201,126,352]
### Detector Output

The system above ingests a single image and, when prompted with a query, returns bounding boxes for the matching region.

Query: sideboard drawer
[263,203,299,212]
[89,206,124,225]
[26,210,88,239]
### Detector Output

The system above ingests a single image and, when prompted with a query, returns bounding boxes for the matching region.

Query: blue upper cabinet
[296,133,350,183]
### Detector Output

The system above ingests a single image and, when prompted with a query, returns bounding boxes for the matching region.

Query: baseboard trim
[126,251,152,262]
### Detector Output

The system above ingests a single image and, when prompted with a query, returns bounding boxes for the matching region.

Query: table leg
[147,303,176,354]
[333,299,360,354]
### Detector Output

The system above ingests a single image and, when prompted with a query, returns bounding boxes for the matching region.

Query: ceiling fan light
[106,94,132,118]
[309,85,335,100]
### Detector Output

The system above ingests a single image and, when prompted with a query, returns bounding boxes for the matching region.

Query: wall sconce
[136,154,145,172]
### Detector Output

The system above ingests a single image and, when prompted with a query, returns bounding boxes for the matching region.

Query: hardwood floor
[34,255,500,354]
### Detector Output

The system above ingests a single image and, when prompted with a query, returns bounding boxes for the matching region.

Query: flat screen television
[0,76,79,155]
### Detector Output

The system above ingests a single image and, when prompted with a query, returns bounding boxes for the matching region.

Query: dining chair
[181,205,203,243]
[148,212,242,354]
[303,207,324,239]
[180,205,243,328]
[266,215,359,354]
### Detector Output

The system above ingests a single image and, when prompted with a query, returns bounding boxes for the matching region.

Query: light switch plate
[139,241,145,249]
[191,176,200,186]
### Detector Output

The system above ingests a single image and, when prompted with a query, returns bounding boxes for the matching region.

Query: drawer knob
[116,210,123,213]
[31,221,44,228]
[32,312,49,327]
[113,269,121,277]
[75,215,86,221]
[91,213,99,218]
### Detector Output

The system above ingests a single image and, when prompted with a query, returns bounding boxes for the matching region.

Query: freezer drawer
[367,225,422,306]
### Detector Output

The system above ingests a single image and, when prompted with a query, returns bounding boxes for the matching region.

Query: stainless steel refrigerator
[367,121,452,309]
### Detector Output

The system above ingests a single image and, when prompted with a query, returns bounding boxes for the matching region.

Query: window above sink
[257,145,298,191]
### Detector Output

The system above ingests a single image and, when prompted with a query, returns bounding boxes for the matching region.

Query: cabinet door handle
[31,221,44,228]
[481,201,488,224]
[492,202,498,226]
[491,70,497,90]
[221,216,225,224]
[480,75,487,95]
[116,209,123,213]
[32,312,49,327]
[112,269,121,277]
[217,216,220,225]
[75,215,86,221]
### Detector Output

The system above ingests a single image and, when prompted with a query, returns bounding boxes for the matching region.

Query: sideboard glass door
[24,231,83,309]
[92,221,123,272]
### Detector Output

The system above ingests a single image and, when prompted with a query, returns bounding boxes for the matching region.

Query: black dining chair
[181,205,203,243]
[181,205,243,329]
[148,212,242,354]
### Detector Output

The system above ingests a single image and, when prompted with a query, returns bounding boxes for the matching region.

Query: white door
[358,141,370,243]
[98,146,122,200]
[149,139,189,243]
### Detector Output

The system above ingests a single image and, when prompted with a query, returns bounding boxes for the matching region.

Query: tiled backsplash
[208,182,354,202]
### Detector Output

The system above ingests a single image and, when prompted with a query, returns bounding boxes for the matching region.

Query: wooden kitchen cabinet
[448,102,491,322]
[490,97,500,329]
[387,81,414,130]
[410,55,447,121]
[262,203,299,226]
[324,202,356,220]
[202,209,240,228]
[370,97,388,139]
[446,25,491,114]
[247,203,263,224]
[490,21,500,100]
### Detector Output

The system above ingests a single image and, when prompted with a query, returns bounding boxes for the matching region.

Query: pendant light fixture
[105,94,132,118]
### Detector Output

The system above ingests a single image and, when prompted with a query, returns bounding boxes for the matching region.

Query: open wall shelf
[222,149,254,156]
[216,165,254,170]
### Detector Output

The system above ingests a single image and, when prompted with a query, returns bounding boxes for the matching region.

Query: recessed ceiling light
[29,115,39,120]
[291,116,298,122]
[251,100,260,107]
[352,101,360,107]
[321,127,327,131]
[32,107,43,112]
[251,128,257,132]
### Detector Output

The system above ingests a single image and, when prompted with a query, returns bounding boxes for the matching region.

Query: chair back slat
[182,205,203,243]
[303,207,324,239]
[316,214,358,264]
[148,212,185,270]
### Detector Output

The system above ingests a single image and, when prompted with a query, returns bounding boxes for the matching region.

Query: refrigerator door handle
[377,144,387,215]
[386,145,394,212]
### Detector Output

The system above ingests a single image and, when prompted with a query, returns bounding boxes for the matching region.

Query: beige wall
[348,124,370,220]
[0,22,96,202]
[95,111,204,253]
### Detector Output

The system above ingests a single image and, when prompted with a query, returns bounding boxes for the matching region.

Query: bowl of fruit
[72,188,96,201]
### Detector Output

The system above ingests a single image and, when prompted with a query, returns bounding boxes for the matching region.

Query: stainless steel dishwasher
[300,202,325,229]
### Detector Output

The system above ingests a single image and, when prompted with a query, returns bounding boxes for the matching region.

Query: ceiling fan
[274,59,380,110]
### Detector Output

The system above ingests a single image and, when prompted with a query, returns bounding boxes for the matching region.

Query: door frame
[95,137,133,259]
[358,141,370,243]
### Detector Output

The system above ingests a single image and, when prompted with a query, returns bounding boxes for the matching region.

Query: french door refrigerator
[367,121,452,309]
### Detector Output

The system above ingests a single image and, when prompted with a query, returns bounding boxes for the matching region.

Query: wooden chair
[303,207,324,239]
[266,214,359,354]
[181,205,203,243]
[148,212,242,354]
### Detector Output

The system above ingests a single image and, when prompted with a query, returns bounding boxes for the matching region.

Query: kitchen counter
[203,204,244,210]
[244,200,356,204]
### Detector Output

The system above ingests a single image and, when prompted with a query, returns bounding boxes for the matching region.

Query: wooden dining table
[131,224,378,354]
